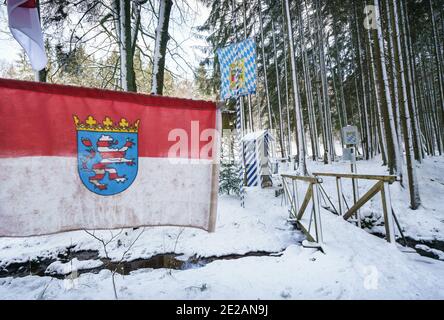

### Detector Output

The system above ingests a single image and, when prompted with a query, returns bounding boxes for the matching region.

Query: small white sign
[342,148,353,161]
[342,126,359,145]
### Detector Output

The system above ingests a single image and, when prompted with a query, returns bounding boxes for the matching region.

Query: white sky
[0,1,210,80]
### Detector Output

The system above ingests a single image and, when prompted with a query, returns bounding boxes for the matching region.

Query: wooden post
[336,177,344,216]
[381,182,396,243]
[297,184,313,221]
[294,180,300,213]
[343,181,383,220]
[312,183,323,244]
[282,177,288,206]
[350,146,361,227]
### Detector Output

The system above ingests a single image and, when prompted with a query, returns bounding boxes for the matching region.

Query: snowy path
[1,158,444,299]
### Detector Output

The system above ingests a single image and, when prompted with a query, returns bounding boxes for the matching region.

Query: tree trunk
[280,7,292,157]
[392,0,421,209]
[258,0,273,131]
[114,0,137,92]
[35,0,47,83]
[354,3,371,160]
[284,0,307,174]
[298,1,319,160]
[366,19,387,165]
[400,1,422,162]
[271,20,286,158]
[430,0,444,133]
[316,0,334,163]
[151,0,173,95]
[373,0,401,176]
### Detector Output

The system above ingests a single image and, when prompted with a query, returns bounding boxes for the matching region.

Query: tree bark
[151,0,173,95]
[366,17,387,165]
[258,0,273,131]
[430,0,444,134]
[115,0,137,92]
[392,0,421,209]
[373,0,401,176]
[284,0,307,174]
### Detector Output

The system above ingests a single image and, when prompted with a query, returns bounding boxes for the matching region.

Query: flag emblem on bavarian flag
[74,115,139,196]
[217,38,256,100]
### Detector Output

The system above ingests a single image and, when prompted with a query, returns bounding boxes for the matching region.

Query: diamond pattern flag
[217,39,257,100]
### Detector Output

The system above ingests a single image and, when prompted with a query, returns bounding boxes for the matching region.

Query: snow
[46,259,103,276]
[308,156,444,242]
[415,245,444,261]
[242,130,268,142]
[1,157,444,299]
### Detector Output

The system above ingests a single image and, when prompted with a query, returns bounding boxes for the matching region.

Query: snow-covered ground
[1,157,444,299]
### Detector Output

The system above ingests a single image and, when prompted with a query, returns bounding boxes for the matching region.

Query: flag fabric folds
[0,79,220,237]
[217,38,257,100]
[7,0,47,71]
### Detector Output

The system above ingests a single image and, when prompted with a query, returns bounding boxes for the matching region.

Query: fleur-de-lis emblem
[119,118,129,128]
[103,117,113,127]
[86,116,97,126]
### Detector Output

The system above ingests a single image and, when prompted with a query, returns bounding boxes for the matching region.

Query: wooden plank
[343,181,384,220]
[282,178,296,219]
[312,184,323,244]
[281,174,321,184]
[336,177,344,216]
[297,184,313,221]
[381,182,396,243]
[313,172,397,183]
[296,221,316,243]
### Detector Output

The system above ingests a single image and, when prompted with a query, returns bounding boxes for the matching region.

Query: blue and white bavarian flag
[217,38,257,100]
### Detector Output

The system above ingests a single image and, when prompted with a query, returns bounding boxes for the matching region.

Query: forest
[199,0,444,211]
[2,0,443,210]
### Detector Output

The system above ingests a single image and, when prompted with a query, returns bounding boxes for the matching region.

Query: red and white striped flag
[7,0,47,71]
[0,79,221,237]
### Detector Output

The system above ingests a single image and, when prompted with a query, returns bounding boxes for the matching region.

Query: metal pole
[232,0,245,207]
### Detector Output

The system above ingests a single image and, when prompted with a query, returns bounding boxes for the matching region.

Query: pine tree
[219,162,242,196]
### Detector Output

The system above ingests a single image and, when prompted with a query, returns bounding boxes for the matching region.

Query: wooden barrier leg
[282,177,288,207]
[381,182,396,244]
[295,180,300,213]
[312,184,324,244]
[283,178,295,219]
[336,177,344,216]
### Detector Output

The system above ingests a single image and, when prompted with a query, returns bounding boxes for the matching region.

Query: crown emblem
[73,115,140,133]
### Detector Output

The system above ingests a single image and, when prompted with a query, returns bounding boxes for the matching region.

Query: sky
[0,6,20,63]
[0,1,210,81]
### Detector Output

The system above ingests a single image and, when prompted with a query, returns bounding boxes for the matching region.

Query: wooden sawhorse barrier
[313,172,397,244]
[282,172,399,249]
[281,174,325,251]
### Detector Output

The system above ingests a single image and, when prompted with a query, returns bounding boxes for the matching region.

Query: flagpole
[235,90,245,208]
[231,0,245,207]
[242,0,253,132]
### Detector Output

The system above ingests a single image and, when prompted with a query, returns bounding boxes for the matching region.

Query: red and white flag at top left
[7,0,47,71]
